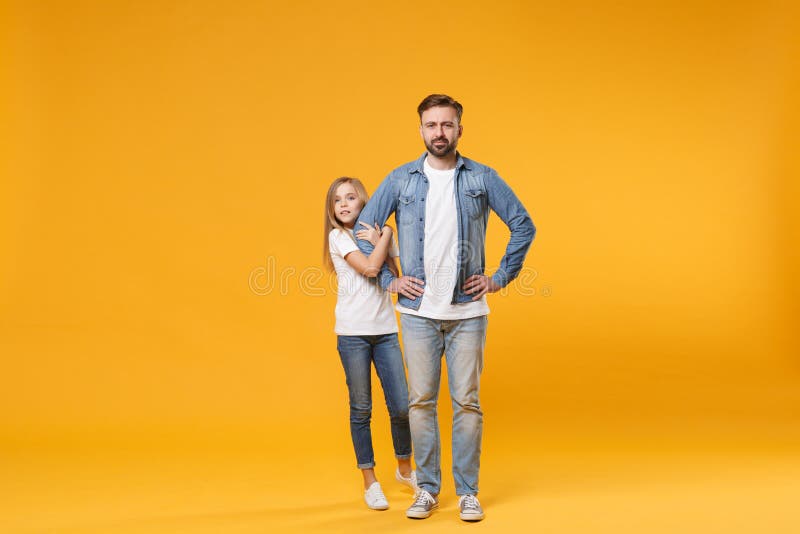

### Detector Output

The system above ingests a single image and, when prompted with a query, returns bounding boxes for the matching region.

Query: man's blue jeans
[337,333,412,469]
[400,314,488,496]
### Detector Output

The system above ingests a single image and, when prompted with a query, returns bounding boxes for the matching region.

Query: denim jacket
[356,152,536,311]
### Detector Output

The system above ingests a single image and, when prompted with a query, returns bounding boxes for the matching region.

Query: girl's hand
[356,222,382,246]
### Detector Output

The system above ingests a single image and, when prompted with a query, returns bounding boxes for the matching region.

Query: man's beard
[425,136,457,158]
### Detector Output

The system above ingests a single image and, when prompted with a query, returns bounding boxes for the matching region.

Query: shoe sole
[396,476,418,491]
[460,511,485,521]
[395,471,418,492]
[406,503,439,519]
[367,503,389,511]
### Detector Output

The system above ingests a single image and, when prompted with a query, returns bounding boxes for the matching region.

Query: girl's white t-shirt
[329,228,399,335]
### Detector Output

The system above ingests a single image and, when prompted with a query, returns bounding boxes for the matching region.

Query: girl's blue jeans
[337,333,412,469]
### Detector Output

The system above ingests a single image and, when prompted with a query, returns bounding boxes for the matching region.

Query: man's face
[420,105,462,158]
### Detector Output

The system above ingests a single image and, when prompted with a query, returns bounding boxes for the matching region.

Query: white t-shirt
[329,228,399,335]
[397,157,490,320]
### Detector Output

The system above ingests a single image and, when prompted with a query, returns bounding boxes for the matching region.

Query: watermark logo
[248,255,551,298]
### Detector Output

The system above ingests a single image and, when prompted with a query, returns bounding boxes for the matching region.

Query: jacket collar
[409,151,470,174]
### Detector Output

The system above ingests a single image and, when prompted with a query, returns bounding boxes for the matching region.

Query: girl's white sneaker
[395,468,418,491]
[364,481,389,510]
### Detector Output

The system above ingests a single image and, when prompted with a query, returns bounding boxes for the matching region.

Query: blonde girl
[323,177,417,510]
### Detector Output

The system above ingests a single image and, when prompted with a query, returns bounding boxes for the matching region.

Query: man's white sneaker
[406,489,438,519]
[458,494,485,521]
[364,482,389,510]
[395,468,418,491]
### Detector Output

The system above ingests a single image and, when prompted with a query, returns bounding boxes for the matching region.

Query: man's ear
[458,124,463,138]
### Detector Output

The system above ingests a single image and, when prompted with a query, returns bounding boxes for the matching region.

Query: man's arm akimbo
[485,170,535,288]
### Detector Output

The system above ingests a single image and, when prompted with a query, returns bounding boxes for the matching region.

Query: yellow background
[2,1,798,532]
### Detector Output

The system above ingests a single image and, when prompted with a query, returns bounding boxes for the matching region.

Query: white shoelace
[460,494,480,511]
[366,483,387,503]
[413,490,435,507]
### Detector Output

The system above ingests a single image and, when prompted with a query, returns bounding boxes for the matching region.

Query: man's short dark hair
[417,94,463,123]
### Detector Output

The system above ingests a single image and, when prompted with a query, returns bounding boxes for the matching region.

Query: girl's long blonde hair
[323,177,370,271]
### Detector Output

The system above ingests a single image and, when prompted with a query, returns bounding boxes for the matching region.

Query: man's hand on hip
[388,276,425,300]
[462,275,501,300]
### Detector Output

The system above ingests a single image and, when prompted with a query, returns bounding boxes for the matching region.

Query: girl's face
[333,182,363,228]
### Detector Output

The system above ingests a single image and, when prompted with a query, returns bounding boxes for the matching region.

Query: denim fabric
[400,313,488,495]
[355,152,536,310]
[336,333,412,469]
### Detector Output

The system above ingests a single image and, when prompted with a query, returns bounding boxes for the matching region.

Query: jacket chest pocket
[462,189,487,220]
[397,194,416,226]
